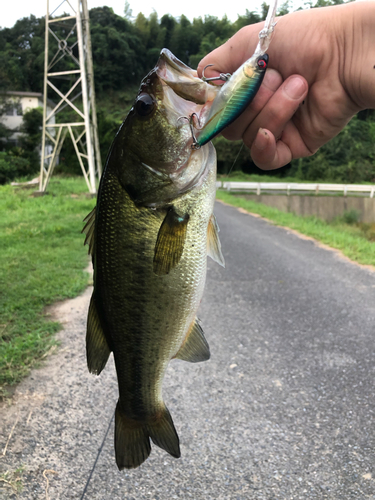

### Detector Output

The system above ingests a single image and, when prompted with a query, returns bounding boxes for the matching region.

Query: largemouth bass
[83,49,224,470]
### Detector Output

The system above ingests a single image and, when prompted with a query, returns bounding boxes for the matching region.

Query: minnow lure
[193,0,278,148]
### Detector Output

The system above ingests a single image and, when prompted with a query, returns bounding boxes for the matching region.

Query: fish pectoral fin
[207,213,225,267]
[86,295,111,375]
[115,403,180,470]
[174,317,210,363]
[82,206,96,256]
[153,208,189,276]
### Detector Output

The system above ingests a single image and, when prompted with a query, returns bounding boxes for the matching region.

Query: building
[0,91,55,155]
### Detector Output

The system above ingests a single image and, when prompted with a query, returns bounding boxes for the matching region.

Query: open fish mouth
[155,49,219,137]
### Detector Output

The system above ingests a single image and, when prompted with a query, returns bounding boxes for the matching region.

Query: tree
[124,1,133,20]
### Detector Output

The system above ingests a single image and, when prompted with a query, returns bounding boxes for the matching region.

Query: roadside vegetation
[0,177,95,396]
[216,190,375,267]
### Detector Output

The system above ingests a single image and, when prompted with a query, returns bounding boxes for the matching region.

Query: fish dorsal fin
[153,208,189,276]
[86,294,111,375]
[82,206,96,256]
[207,214,225,267]
[174,317,210,363]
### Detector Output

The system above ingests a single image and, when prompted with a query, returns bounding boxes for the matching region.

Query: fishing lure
[193,0,278,148]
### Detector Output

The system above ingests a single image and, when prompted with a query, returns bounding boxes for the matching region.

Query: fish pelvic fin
[207,214,225,267]
[174,317,210,363]
[115,404,180,470]
[86,294,111,375]
[82,206,96,257]
[153,208,189,276]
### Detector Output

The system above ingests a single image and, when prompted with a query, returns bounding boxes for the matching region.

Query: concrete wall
[239,194,375,223]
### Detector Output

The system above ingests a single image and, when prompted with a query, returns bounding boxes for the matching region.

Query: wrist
[338,2,375,110]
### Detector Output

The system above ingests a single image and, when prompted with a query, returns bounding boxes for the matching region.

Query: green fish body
[83,49,224,469]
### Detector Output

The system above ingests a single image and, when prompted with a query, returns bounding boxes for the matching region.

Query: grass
[216,190,375,267]
[0,177,95,395]
[0,465,25,495]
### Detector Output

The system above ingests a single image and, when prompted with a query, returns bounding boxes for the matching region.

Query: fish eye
[257,57,267,70]
[135,93,155,117]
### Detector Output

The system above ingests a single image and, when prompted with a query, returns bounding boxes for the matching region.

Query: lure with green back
[196,54,268,146]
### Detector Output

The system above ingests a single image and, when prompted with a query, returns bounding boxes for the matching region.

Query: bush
[0,152,32,184]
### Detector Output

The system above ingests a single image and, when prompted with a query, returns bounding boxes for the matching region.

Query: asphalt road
[1,201,375,499]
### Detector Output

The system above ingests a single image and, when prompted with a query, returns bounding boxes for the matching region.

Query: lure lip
[254,0,278,57]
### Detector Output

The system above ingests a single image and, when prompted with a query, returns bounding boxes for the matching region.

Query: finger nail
[284,77,306,99]
[253,128,269,151]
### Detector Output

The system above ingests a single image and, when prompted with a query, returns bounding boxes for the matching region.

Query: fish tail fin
[148,406,181,460]
[115,403,180,470]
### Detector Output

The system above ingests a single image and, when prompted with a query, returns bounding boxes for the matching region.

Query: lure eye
[257,57,267,70]
[135,93,155,117]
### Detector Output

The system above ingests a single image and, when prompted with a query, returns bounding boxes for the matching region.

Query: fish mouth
[154,49,218,130]
[129,49,217,205]
[153,51,219,194]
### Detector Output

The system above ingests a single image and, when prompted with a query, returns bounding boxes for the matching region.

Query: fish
[82,48,225,470]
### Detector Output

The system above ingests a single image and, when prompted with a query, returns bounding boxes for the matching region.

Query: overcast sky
[1,0,308,29]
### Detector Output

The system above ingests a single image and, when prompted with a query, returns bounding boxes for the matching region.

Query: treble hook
[201,64,231,83]
[177,114,201,150]
[189,113,201,150]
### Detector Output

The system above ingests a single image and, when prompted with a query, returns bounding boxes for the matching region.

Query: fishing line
[227,143,244,177]
[80,408,115,500]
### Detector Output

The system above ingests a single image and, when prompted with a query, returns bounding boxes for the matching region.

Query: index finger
[197,24,265,78]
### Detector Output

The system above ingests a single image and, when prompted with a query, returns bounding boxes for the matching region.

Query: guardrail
[215,181,375,198]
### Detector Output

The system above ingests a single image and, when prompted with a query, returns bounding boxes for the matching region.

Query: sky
[1,0,306,29]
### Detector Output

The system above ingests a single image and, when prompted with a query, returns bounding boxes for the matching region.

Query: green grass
[216,190,375,267]
[0,177,95,394]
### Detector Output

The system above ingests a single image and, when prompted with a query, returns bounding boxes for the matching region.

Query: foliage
[0,1,373,184]
[0,177,95,392]
[288,116,375,183]
[17,107,43,171]
[0,152,31,184]
[0,107,42,183]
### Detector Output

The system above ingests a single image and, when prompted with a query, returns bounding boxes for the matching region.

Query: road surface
[1,201,374,499]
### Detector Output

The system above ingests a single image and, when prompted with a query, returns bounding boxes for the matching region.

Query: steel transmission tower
[39,0,102,194]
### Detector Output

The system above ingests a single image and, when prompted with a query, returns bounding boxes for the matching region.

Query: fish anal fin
[207,213,225,267]
[115,403,180,470]
[82,206,96,256]
[86,295,111,375]
[153,208,189,276]
[174,317,210,363]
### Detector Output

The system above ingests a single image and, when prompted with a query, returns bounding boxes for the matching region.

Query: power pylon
[39,0,102,194]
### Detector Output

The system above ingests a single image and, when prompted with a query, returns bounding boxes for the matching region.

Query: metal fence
[216,181,375,198]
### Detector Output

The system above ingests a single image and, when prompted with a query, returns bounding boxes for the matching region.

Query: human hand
[197,3,375,170]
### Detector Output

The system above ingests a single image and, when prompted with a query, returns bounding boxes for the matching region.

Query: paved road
[1,201,375,499]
